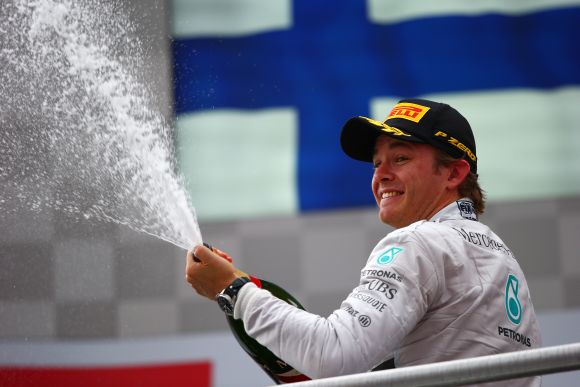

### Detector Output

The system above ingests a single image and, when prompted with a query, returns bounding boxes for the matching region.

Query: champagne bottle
[225,277,311,384]
[205,244,310,384]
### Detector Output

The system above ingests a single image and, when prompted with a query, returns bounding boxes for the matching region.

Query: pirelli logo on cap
[387,102,430,123]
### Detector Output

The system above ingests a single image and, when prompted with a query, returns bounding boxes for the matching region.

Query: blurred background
[1,0,580,386]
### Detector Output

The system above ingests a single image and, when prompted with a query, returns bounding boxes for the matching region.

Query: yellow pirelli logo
[361,117,411,137]
[387,103,430,123]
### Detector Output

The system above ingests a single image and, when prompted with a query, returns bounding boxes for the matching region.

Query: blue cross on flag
[171,0,580,221]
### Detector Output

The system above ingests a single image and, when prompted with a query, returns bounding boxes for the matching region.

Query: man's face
[371,136,454,228]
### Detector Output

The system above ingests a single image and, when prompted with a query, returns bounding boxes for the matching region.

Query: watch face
[216,277,250,316]
[217,294,234,316]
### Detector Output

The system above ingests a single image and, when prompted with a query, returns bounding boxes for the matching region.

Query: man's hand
[185,244,239,299]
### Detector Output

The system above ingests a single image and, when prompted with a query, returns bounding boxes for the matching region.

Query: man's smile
[381,191,403,199]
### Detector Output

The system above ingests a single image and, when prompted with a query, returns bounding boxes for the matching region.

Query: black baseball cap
[340,98,478,172]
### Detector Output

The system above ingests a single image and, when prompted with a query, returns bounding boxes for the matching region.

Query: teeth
[382,191,401,199]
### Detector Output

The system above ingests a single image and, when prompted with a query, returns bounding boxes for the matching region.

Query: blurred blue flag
[172,0,580,220]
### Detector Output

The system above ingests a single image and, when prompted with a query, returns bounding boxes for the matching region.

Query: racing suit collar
[430,198,478,223]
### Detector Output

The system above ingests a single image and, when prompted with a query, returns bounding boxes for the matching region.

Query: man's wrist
[216,277,250,316]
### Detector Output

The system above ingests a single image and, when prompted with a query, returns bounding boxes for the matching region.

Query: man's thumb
[192,244,216,263]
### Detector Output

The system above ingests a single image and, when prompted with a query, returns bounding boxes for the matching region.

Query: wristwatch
[216,277,250,316]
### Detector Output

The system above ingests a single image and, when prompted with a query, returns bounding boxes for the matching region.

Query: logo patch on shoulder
[457,200,477,221]
[387,102,430,123]
[377,247,403,265]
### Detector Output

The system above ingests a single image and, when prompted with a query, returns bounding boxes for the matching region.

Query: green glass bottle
[202,243,310,384]
[225,277,311,384]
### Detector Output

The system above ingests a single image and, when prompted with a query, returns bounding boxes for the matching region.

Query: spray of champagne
[0,0,202,249]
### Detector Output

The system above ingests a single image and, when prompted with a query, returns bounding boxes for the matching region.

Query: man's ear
[447,159,471,190]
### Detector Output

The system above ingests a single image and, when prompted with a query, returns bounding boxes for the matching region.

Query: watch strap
[217,277,250,315]
[223,277,250,298]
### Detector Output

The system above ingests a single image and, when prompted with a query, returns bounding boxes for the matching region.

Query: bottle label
[276,370,311,383]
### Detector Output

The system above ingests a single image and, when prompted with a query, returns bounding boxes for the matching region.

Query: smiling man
[371,136,459,228]
[186,98,541,386]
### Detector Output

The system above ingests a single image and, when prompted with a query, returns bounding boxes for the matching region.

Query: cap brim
[340,116,424,162]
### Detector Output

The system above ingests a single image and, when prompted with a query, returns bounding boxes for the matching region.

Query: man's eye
[395,155,409,163]
[373,160,381,169]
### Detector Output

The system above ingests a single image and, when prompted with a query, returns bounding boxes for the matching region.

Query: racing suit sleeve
[233,231,442,379]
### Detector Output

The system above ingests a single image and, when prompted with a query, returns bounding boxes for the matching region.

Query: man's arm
[185,235,438,379]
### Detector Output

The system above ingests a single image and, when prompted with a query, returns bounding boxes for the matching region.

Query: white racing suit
[234,199,542,385]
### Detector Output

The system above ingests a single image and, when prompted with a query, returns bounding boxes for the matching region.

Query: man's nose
[375,163,395,181]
